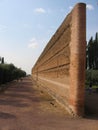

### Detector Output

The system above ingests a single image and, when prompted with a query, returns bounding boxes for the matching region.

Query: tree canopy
[0,63,26,85]
[86,32,98,70]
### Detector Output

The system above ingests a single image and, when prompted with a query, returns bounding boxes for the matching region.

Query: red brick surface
[32,3,86,116]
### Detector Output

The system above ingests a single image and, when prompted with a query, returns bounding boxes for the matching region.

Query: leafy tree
[1,57,4,64]
[86,70,98,86]
[0,63,26,85]
[86,32,98,69]
[86,32,98,86]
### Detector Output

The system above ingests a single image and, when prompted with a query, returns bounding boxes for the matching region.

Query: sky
[0,0,98,74]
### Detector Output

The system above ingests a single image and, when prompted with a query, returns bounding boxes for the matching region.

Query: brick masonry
[32,3,86,116]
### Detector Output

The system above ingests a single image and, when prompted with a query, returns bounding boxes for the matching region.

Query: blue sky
[0,0,98,74]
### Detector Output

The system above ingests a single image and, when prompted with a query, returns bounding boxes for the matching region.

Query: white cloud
[69,6,73,10]
[34,8,46,14]
[28,38,38,49]
[0,24,8,32]
[86,4,94,10]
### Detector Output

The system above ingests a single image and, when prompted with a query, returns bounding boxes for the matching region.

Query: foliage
[0,63,26,85]
[86,70,98,86]
[86,32,98,87]
[0,57,4,64]
[86,32,98,69]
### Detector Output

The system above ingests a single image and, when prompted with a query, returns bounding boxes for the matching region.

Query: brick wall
[32,3,86,116]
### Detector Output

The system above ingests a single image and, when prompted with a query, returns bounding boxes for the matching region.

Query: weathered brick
[32,3,86,117]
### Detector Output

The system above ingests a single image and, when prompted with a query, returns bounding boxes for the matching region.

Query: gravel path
[0,77,98,130]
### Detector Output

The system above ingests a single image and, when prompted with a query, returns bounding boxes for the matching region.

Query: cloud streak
[28,38,38,49]
[86,4,94,10]
[34,8,46,14]
[69,6,73,10]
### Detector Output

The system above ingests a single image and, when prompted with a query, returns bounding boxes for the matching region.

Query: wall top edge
[75,3,86,6]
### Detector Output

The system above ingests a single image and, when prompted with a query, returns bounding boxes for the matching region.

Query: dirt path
[0,77,98,130]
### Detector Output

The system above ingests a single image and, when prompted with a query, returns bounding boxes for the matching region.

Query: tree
[1,57,4,64]
[87,37,94,69]
[0,63,26,85]
[86,32,98,70]
[94,32,98,69]
[86,32,98,85]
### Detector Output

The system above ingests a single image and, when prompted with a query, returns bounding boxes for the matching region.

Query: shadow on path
[85,90,98,120]
[0,77,98,130]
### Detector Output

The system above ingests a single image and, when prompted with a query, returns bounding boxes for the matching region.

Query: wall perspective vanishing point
[32,3,86,116]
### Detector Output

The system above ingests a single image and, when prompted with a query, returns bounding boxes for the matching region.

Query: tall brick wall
[32,3,86,116]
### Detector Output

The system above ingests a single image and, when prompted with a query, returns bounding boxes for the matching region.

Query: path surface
[0,77,98,130]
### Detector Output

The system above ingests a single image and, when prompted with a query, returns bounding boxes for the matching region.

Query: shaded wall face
[32,3,86,116]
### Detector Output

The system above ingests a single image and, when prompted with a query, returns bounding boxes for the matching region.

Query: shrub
[86,69,98,86]
[0,63,26,85]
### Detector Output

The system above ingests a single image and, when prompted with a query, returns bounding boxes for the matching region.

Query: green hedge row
[0,63,26,85]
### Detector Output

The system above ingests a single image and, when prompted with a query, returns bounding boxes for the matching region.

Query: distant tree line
[86,32,98,86]
[0,60,26,85]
